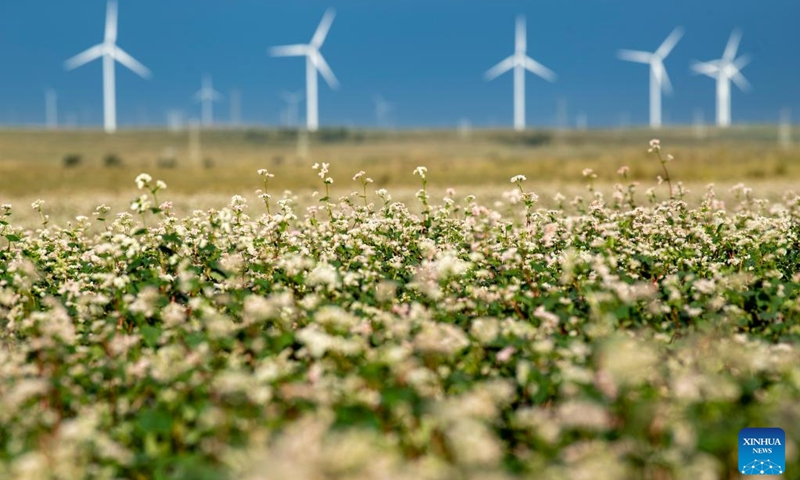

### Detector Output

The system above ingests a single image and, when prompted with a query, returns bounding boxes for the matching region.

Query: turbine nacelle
[195,75,223,102]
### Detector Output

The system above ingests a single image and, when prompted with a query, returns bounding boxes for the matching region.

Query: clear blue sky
[0,1,797,128]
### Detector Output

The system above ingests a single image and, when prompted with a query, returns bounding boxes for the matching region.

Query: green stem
[656,151,673,200]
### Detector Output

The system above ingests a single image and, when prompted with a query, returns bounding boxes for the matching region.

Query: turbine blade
[515,15,526,54]
[64,44,104,70]
[105,0,118,44]
[112,46,151,78]
[375,94,393,111]
[202,75,215,93]
[484,56,515,80]
[617,49,652,64]
[691,60,720,77]
[313,52,339,89]
[655,27,684,58]
[311,8,336,48]
[269,44,308,57]
[734,54,751,71]
[731,70,751,92]
[723,29,742,62]
[524,57,557,82]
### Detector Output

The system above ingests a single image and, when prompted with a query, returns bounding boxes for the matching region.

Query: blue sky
[0,1,798,128]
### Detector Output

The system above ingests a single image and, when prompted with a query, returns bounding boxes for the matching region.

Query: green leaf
[162,233,181,244]
[141,325,162,348]
[137,407,173,435]
[4,234,20,242]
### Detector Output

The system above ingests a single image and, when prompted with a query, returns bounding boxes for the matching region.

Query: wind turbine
[195,75,222,127]
[374,94,394,128]
[270,9,339,132]
[230,89,241,126]
[64,0,151,134]
[691,29,751,128]
[617,28,683,129]
[280,91,303,127]
[485,15,556,132]
[166,109,184,132]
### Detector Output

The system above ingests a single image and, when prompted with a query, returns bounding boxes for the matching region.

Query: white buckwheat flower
[135,173,152,190]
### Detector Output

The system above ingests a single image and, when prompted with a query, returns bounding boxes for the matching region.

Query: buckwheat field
[1,141,799,480]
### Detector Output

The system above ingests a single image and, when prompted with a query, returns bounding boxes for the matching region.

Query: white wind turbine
[230,89,241,126]
[617,28,683,129]
[64,0,151,134]
[195,75,222,127]
[691,29,751,128]
[485,15,556,132]
[270,9,339,132]
[374,95,394,128]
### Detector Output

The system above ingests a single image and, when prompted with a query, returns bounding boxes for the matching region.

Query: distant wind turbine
[64,0,151,134]
[691,29,751,128]
[166,109,184,132]
[230,89,241,126]
[280,91,303,127]
[485,15,556,132]
[270,8,339,132]
[195,75,222,127]
[617,27,683,129]
[374,95,394,128]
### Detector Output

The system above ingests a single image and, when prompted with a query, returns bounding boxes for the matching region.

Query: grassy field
[2,128,800,479]
[0,126,799,197]
[2,164,799,479]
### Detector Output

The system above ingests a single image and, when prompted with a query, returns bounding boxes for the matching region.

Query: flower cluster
[0,164,799,479]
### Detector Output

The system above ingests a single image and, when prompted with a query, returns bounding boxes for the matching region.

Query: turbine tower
[64,0,151,134]
[195,75,222,127]
[270,9,339,132]
[484,15,556,131]
[374,95,394,128]
[230,89,241,126]
[691,29,751,128]
[280,91,303,127]
[617,28,683,129]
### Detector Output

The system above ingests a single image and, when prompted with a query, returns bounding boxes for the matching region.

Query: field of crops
[1,143,799,479]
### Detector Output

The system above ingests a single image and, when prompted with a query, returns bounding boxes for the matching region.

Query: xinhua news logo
[739,427,786,476]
